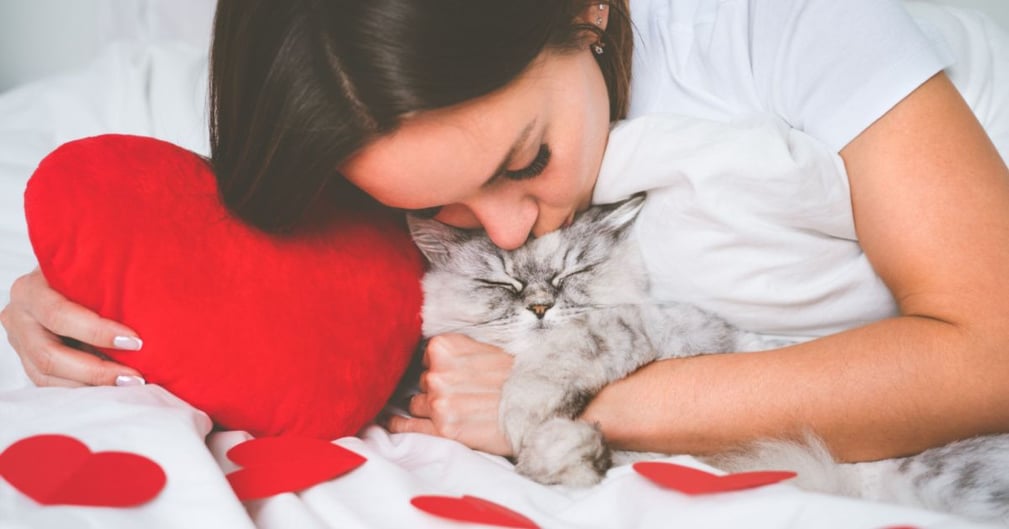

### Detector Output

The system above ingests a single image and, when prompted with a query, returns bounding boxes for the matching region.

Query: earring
[593,3,607,53]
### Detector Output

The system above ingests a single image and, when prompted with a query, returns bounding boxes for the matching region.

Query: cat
[407,194,1009,524]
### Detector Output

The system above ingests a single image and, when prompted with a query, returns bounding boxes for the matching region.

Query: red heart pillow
[24,134,424,439]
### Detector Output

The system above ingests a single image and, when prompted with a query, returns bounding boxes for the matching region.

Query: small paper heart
[0,434,166,506]
[226,436,366,501]
[411,494,539,529]
[633,461,795,495]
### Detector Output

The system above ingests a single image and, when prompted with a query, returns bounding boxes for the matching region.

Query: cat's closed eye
[475,278,525,293]
[550,265,595,288]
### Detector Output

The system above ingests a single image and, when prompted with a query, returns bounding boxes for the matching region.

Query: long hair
[209,0,633,233]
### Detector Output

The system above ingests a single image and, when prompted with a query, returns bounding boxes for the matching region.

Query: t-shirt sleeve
[748,0,954,151]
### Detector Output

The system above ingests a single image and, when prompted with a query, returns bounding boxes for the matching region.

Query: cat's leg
[867,433,1009,523]
[502,315,654,486]
[500,364,611,486]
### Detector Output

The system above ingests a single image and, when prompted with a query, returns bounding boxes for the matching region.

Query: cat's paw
[515,418,610,487]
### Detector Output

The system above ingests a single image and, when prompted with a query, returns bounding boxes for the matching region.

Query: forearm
[584,75,1009,463]
[581,314,1009,462]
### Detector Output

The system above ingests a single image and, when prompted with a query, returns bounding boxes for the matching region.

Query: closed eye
[502,143,551,181]
[475,278,525,293]
[551,265,595,288]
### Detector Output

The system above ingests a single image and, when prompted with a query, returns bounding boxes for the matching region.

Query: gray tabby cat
[408,194,1009,524]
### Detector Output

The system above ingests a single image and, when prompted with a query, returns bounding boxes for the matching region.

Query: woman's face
[341,47,611,250]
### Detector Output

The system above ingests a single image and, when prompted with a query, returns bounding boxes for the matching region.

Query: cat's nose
[528,303,553,319]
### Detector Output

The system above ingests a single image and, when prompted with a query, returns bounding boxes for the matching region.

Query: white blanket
[0,42,1000,529]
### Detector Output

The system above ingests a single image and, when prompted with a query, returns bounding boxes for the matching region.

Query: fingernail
[115,375,146,387]
[113,336,144,351]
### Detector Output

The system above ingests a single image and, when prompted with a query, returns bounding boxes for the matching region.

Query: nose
[528,303,553,319]
[480,205,537,250]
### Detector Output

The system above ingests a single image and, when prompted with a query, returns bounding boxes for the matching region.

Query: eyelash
[502,143,551,181]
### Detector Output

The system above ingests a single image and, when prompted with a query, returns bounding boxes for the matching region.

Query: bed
[1,5,1006,529]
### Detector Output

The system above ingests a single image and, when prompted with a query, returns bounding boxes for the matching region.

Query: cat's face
[409,195,648,347]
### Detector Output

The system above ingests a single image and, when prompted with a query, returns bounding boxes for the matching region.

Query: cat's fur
[408,195,1009,524]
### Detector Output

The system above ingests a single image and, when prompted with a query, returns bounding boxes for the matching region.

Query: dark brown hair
[209,0,633,233]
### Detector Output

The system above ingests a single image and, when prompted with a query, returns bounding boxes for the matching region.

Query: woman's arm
[392,73,1009,462]
[581,72,1009,461]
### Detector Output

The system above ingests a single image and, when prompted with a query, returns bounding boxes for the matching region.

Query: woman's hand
[386,333,515,456]
[0,269,145,387]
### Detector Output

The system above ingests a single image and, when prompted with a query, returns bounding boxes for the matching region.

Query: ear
[406,214,469,265]
[585,193,646,238]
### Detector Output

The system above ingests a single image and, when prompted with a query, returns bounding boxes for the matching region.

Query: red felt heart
[0,434,165,506]
[226,437,366,501]
[411,495,539,529]
[633,461,795,495]
[24,135,424,439]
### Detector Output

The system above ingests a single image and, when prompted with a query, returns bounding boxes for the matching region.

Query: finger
[4,271,143,387]
[438,332,503,353]
[16,272,142,351]
[413,392,504,433]
[394,397,512,455]
[409,392,432,418]
[25,328,143,387]
[423,333,486,367]
[421,367,507,395]
[424,333,511,369]
[385,415,438,436]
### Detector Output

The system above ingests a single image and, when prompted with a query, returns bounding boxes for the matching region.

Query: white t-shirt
[595,0,1009,340]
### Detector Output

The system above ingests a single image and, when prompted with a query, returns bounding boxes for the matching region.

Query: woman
[3,0,1009,463]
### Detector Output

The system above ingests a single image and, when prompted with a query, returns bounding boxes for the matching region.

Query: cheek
[434,205,481,229]
[558,278,592,303]
[537,152,593,207]
[539,125,604,211]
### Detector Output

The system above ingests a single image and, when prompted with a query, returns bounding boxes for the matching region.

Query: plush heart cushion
[24,134,424,439]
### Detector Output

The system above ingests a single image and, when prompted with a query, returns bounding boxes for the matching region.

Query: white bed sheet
[0,41,1001,529]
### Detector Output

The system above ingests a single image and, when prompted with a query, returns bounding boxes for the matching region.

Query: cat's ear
[406,214,469,265]
[591,193,646,237]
